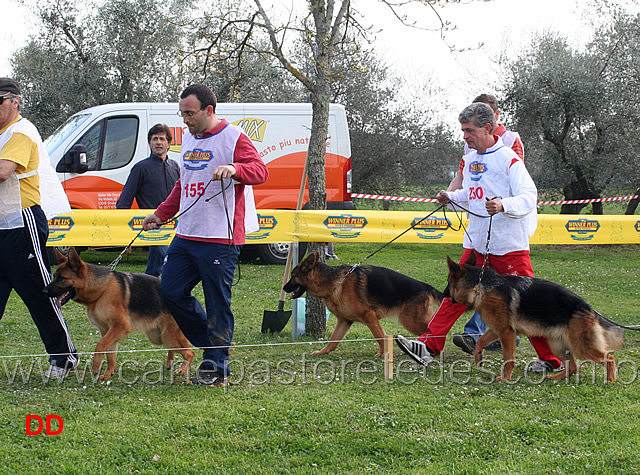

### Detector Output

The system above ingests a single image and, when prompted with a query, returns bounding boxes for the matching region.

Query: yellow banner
[47,210,640,246]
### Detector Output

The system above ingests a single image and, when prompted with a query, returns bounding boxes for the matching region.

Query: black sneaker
[395,335,434,367]
[485,335,520,352]
[452,334,476,355]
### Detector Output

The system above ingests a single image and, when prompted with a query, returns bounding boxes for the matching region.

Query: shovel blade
[262,309,292,333]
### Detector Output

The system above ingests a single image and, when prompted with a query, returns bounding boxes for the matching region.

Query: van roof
[78,102,346,114]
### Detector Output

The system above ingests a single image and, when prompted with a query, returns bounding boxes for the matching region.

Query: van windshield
[45,113,91,156]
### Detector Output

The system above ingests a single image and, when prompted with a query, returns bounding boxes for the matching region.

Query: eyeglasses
[177,108,204,118]
[0,95,17,105]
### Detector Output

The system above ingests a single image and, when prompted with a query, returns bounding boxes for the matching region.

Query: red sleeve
[511,137,524,161]
[458,157,465,175]
[155,178,181,221]
[232,133,269,185]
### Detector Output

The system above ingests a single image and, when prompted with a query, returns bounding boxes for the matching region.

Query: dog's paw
[173,364,189,374]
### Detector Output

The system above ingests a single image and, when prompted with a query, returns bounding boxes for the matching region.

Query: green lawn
[1,243,639,474]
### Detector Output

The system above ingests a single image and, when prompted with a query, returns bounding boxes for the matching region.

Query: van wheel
[255,242,308,265]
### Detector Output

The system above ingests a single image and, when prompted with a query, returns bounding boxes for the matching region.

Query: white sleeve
[501,160,537,218]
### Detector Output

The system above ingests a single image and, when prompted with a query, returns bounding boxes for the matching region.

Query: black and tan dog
[283,252,443,356]
[44,248,194,380]
[447,252,624,382]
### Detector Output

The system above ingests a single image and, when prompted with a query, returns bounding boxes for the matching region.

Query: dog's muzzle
[43,285,76,308]
[283,282,307,299]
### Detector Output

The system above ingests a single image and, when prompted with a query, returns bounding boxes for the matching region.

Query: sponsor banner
[47,210,640,246]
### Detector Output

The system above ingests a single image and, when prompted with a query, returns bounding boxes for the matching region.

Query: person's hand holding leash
[142,213,163,230]
[212,164,236,181]
[485,196,503,215]
[436,190,450,205]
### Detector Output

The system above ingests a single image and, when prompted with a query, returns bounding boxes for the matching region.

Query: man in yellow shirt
[0,78,77,380]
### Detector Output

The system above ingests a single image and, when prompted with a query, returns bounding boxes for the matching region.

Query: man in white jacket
[396,102,563,372]
[0,78,77,380]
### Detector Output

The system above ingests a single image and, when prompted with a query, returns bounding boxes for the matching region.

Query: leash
[445,196,499,292]
[338,205,445,284]
[108,178,232,270]
[476,214,493,292]
[219,178,242,287]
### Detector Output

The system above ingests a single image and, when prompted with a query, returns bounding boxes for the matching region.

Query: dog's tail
[595,311,626,351]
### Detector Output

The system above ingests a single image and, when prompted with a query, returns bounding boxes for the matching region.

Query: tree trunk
[625,186,640,215]
[560,179,603,214]
[304,72,331,338]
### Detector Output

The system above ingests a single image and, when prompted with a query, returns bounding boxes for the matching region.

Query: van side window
[102,117,138,170]
[61,116,139,172]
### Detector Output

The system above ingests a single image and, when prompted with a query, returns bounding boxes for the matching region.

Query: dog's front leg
[496,328,517,381]
[93,326,128,380]
[474,328,499,367]
[312,317,353,355]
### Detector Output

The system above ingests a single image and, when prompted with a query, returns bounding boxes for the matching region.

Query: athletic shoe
[485,335,520,352]
[395,335,434,367]
[527,360,565,373]
[43,364,70,381]
[452,334,476,355]
[453,333,522,353]
[188,375,229,387]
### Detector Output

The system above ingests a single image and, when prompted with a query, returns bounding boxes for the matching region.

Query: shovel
[261,268,295,333]
[261,154,309,333]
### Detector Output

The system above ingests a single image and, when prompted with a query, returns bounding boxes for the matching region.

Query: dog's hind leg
[161,324,194,374]
[312,317,353,355]
[566,314,617,383]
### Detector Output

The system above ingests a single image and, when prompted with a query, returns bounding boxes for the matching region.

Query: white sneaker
[395,335,434,367]
[528,360,565,373]
[43,365,70,381]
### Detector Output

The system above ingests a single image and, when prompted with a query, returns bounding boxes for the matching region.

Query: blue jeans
[145,245,168,277]
[160,238,239,376]
[463,311,487,342]
[464,311,520,346]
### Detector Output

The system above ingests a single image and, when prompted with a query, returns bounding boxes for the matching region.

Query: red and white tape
[351,193,639,206]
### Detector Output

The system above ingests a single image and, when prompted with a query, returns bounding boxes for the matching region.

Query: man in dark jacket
[116,123,180,276]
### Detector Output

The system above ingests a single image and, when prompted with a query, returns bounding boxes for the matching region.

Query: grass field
[1,243,639,474]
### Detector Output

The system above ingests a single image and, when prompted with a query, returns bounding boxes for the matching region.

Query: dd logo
[26,415,64,435]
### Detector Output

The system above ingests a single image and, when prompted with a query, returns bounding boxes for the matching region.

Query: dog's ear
[300,251,319,272]
[446,256,460,274]
[463,252,477,268]
[55,248,67,265]
[66,247,84,273]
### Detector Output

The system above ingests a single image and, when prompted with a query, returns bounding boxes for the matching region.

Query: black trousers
[0,205,77,368]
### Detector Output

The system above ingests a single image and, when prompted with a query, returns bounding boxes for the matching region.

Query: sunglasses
[0,95,17,105]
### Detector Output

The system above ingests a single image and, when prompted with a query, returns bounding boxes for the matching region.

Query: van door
[55,115,143,209]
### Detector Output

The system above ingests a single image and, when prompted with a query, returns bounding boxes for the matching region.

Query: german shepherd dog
[283,252,443,356]
[447,252,624,382]
[44,248,194,380]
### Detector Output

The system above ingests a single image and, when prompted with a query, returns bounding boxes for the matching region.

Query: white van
[45,102,354,263]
